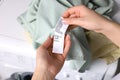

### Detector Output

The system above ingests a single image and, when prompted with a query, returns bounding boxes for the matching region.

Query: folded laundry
[17,0,119,71]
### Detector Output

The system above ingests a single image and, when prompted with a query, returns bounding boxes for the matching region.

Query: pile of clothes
[17,0,120,72]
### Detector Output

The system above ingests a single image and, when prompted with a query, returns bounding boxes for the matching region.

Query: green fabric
[17,0,113,71]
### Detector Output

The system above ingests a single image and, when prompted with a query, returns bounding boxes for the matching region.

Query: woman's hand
[63,5,120,48]
[32,35,71,80]
[62,5,111,33]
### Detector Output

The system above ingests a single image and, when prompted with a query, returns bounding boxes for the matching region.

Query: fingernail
[67,34,70,40]
[61,17,64,19]
[48,34,52,40]
[62,19,66,23]
[62,20,68,25]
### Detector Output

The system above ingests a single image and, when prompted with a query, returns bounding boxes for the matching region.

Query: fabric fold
[17,0,119,71]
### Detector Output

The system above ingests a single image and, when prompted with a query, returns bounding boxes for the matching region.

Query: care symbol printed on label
[52,17,69,54]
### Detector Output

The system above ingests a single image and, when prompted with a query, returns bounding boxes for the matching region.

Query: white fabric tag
[52,17,69,54]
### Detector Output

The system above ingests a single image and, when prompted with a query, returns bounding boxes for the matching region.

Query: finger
[48,37,53,53]
[63,34,71,58]
[62,17,83,26]
[69,14,77,18]
[48,36,54,50]
[47,36,54,55]
[42,36,52,49]
[62,6,81,18]
[63,7,76,18]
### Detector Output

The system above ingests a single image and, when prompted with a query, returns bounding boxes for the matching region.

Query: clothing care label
[52,17,69,54]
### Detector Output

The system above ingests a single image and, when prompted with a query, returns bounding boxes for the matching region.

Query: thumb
[62,18,83,26]
[63,34,71,58]
[41,36,52,49]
